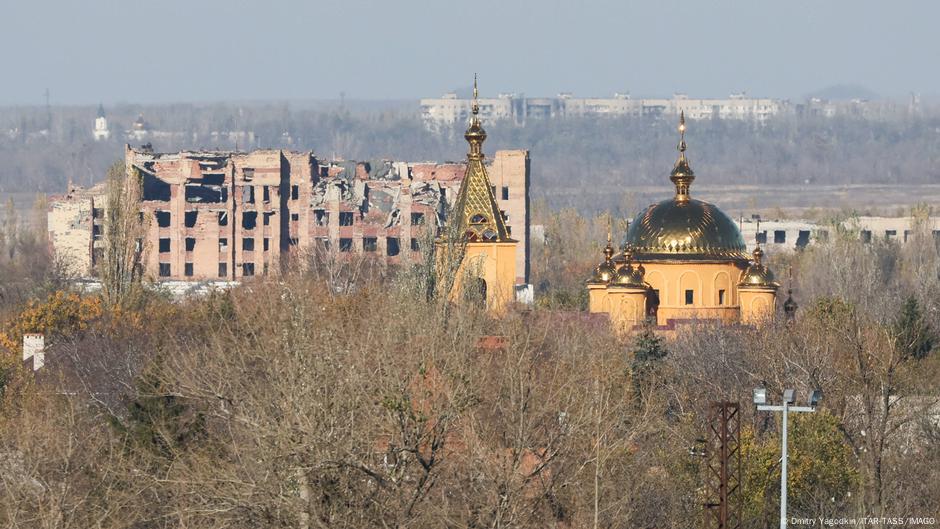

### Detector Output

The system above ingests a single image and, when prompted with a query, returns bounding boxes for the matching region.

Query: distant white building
[739,215,940,253]
[93,104,110,141]
[420,92,786,128]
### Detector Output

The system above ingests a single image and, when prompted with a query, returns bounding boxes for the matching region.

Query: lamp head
[753,387,767,405]
[783,389,796,405]
[810,389,823,407]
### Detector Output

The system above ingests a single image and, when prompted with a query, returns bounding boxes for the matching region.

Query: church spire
[451,75,512,242]
[670,111,695,204]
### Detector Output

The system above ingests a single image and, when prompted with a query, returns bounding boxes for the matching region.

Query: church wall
[456,241,517,314]
[640,261,746,325]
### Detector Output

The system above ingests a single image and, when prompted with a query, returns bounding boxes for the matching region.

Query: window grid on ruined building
[363,237,377,252]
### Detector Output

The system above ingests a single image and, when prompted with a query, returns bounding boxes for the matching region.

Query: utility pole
[704,401,742,529]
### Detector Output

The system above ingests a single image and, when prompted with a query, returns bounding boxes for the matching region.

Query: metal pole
[780,401,788,529]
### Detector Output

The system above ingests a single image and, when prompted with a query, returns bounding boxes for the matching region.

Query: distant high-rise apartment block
[420,92,784,128]
[48,146,530,285]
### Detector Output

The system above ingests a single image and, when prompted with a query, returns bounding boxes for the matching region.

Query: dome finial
[670,111,695,204]
[678,111,687,157]
[464,73,486,160]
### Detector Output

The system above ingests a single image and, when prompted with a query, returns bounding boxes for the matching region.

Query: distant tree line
[1,102,939,213]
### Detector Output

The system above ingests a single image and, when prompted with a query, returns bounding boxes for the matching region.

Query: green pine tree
[630,323,668,397]
[894,296,935,360]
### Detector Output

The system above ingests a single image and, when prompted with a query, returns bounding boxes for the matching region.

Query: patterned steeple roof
[452,75,513,243]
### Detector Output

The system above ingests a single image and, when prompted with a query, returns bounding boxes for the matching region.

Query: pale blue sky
[1,0,935,104]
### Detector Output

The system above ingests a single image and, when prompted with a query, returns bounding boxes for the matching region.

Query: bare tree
[99,162,147,307]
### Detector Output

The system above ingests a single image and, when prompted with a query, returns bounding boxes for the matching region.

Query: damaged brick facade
[48,146,529,283]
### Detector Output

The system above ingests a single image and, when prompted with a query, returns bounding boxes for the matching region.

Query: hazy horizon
[2,0,937,106]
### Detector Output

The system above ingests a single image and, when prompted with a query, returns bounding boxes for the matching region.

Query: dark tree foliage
[893,295,935,360]
[630,322,668,397]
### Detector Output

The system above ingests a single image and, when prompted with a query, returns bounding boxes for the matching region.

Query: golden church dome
[622,112,748,262]
[589,233,618,284]
[624,198,748,260]
[738,246,780,288]
[610,246,647,288]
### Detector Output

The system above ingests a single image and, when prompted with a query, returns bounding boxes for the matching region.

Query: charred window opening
[774,230,786,244]
[218,211,228,226]
[159,263,171,277]
[242,186,255,204]
[92,224,102,239]
[316,237,331,251]
[184,263,194,277]
[243,238,255,251]
[501,186,510,200]
[155,211,171,227]
[185,184,226,203]
[411,212,425,226]
[289,237,299,246]
[92,208,103,219]
[262,186,270,203]
[796,230,810,249]
[291,185,299,200]
[339,238,353,252]
[243,168,254,181]
[470,214,487,224]
[159,238,170,253]
[242,263,255,276]
[339,212,354,226]
[860,230,872,243]
[685,289,694,305]
[363,237,377,252]
[263,263,269,276]
[410,238,420,252]
[290,213,299,221]
[218,263,227,277]
[262,212,272,226]
[718,289,726,305]
[242,211,257,230]
[143,172,171,201]
[387,237,400,256]
[314,210,328,226]
[756,231,767,244]
[185,237,196,252]
[185,211,197,228]
[263,238,270,252]
[219,238,228,251]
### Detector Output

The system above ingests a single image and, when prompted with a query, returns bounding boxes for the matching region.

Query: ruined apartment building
[48,146,529,284]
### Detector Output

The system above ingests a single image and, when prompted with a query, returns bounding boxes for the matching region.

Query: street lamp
[753,388,821,529]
